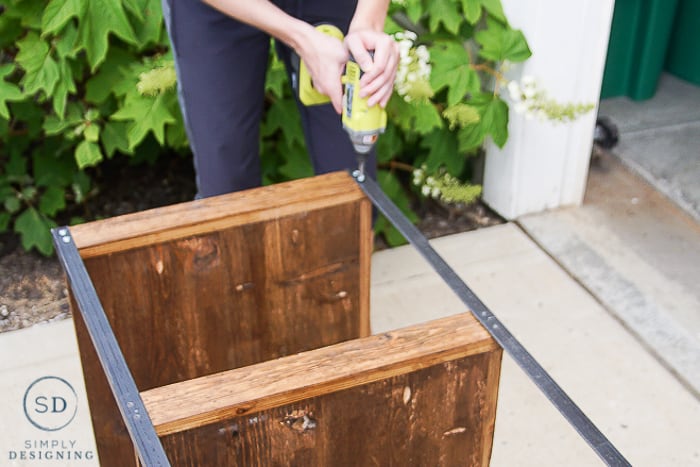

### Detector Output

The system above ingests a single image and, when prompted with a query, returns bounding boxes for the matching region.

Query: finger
[360,38,398,88]
[361,61,397,103]
[348,43,374,73]
[367,80,395,108]
[328,82,343,114]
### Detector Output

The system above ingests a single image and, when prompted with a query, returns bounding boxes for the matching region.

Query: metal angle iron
[51,228,171,467]
[351,171,631,467]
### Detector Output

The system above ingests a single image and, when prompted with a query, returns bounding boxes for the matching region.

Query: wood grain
[142,312,499,436]
[69,172,366,258]
[142,313,502,466]
[66,173,372,466]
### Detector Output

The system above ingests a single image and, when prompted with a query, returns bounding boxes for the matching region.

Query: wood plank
[144,313,502,466]
[141,312,499,436]
[69,172,365,258]
[67,173,371,466]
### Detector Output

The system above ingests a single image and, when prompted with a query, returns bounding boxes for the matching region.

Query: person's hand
[295,25,348,113]
[344,28,399,108]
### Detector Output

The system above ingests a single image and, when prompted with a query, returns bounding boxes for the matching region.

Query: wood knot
[179,237,220,271]
[281,410,317,433]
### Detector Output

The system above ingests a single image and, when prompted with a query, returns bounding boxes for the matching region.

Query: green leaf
[427,0,463,34]
[34,150,74,187]
[482,0,507,22]
[6,152,28,178]
[72,171,92,204]
[0,14,24,49]
[39,186,66,216]
[458,93,508,150]
[84,123,100,142]
[75,0,139,70]
[15,32,61,97]
[265,52,289,98]
[52,59,77,117]
[42,0,83,35]
[4,197,21,214]
[123,0,145,21]
[54,23,80,58]
[472,93,509,147]
[461,0,483,24]
[277,142,313,181]
[262,97,305,146]
[111,92,176,148]
[102,121,132,157]
[420,129,463,174]
[9,100,45,138]
[14,207,56,256]
[375,214,406,247]
[457,122,485,153]
[475,18,532,63]
[21,186,38,201]
[43,102,83,135]
[405,0,424,24]
[6,0,44,29]
[0,64,23,120]
[85,46,135,103]
[124,0,163,46]
[429,41,481,106]
[375,124,404,164]
[0,212,10,232]
[165,112,189,149]
[378,170,418,223]
[375,169,417,246]
[389,96,443,136]
[74,140,103,168]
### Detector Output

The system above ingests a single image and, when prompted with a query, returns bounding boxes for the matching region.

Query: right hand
[294,25,349,114]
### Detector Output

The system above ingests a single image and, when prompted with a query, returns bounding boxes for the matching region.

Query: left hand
[344,29,399,108]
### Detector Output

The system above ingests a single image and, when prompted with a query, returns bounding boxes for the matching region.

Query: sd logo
[23,376,78,431]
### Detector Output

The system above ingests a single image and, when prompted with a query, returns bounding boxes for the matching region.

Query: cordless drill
[291,24,387,182]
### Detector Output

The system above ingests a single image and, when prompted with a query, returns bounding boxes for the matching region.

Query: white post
[482,0,615,219]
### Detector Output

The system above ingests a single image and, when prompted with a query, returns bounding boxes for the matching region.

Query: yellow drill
[292,24,387,182]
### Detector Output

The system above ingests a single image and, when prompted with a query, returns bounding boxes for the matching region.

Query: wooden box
[65,172,502,466]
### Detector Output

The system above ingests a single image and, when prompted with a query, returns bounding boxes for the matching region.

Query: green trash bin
[665,0,700,85]
[600,0,680,100]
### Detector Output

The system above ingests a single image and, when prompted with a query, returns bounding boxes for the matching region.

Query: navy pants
[162,0,376,198]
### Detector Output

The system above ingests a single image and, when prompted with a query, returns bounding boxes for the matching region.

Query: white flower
[521,75,536,88]
[507,81,521,101]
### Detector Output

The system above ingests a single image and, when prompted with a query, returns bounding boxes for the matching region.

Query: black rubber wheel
[594,116,619,149]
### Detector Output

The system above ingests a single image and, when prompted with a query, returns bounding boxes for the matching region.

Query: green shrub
[0,0,531,254]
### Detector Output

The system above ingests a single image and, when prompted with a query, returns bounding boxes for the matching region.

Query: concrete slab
[519,152,700,398]
[599,74,700,133]
[1,223,698,466]
[372,224,700,466]
[0,320,98,466]
[598,73,700,222]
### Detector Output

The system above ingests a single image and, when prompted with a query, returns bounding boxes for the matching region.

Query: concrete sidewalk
[1,221,699,466]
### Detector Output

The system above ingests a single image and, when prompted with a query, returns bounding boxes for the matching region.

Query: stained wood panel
[67,173,372,466]
[141,313,502,466]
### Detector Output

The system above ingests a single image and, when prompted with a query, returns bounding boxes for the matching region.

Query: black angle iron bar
[353,173,631,467]
[52,227,171,467]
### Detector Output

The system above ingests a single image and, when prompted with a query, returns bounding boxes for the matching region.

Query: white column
[482,0,615,219]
